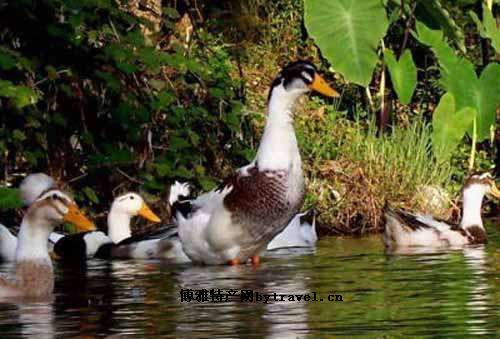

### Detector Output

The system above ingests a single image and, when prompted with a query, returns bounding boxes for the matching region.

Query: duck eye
[52,194,58,200]
[130,196,134,200]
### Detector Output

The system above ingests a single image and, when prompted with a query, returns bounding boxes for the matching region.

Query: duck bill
[138,203,161,223]
[489,183,500,199]
[309,73,340,98]
[63,203,96,231]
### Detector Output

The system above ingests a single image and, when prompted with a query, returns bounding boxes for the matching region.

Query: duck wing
[116,223,178,246]
[222,166,294,244]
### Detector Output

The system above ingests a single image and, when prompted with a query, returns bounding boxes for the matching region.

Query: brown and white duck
[0,189,95,299]
[0,173,58,262]
[384,173,500,248]
[175,60,338,265]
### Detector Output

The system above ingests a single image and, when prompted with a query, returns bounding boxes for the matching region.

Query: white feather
[168,181,191,205]
[0,224,17,261]
[19,173,55,206]
[82,231,112,257]
[267,212,317,250]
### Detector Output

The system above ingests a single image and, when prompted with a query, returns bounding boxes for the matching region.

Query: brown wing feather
[223,166,300,246]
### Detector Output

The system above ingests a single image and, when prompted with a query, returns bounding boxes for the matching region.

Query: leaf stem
[469,117,477,170]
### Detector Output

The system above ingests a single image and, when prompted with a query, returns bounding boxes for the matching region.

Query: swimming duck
[384,173,500,248]
[0,189,95,299]
[0,173,58,262]
[176,60,338,265]
[51,192,190,262]
[266,210,317,250]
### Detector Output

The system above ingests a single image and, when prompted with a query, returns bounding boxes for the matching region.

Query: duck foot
[250,256,260,265]
[228,258,240,266]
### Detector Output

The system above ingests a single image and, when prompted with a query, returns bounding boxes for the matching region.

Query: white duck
[0,189,95,299]
[266,210,317,250]
[384,173,500,248]
[51,191,190,263]
[175,60,338,265]
[0,173,58,262]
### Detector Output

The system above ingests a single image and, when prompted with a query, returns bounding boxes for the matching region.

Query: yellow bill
[309,73,340,98]
[63,203,96,232]
[489,182,500,199]
[138,203,161,223]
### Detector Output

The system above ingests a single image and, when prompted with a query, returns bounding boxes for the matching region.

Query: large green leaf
[477,63,500,139]
[432,93,476,161]
[416,22,496,141]
[470,5,500,54]
[384,49,417,104]
[304,0,388,86]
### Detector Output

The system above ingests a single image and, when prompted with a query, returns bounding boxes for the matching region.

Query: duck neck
[256,85,302,171]
[107,209,132,243]
[16,219,52,263]
[460,185,485,229]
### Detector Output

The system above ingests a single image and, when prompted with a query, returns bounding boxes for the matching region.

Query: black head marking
[268,60,318,100]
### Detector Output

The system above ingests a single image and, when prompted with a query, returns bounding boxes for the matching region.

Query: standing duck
[384,173,500,248]
[0,189,95,299]
[0,173,58,262]
[176,60,338,265]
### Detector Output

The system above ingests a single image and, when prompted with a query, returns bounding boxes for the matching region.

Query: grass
[296,105,455,235]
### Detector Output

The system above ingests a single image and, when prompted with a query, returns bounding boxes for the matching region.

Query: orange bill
[490,182,500,199]
[309,73,340,98]
[63,203,96,232]
[138,203,161,223]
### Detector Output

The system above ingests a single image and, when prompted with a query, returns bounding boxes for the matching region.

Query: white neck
[460,185,486,229]
[16,219,52,262]
[107,208,132,243]
[256,84,303,171]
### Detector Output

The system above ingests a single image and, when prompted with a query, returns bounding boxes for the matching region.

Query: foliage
[0,188,22,211]
[0,0,253,214]
[431,93,475,162]
[416,21,499,142]
[384,49,417,104]
[304,0,389,87]
[297,107,453,234]
[470,3,500,53]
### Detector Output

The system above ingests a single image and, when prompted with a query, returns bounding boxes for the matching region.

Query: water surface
[1,221,499,337]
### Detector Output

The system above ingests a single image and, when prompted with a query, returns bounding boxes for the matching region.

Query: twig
[116,168,144,184]
[67,173,88,183]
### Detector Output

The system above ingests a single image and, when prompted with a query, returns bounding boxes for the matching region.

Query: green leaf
[0,187,22,210]
[304,0,388,86]
[432,93,475,161]
[83,186,99,204]
[477,63,500,138]
[0,80,39,108]
[470,5,500,54]
[416,21,496,141]
[384,49,417,104]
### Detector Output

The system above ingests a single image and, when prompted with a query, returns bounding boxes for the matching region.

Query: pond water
[1,221,499,337]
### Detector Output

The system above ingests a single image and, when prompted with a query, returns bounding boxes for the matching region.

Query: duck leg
[250,255,260,265]
[228,258,240,266]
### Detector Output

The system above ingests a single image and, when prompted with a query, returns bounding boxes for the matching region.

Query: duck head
[108,193,161,243]
[268,60,339,102]
[110,193,161,222]
[27,190,96,232]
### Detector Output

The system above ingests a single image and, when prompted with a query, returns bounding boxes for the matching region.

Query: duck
[175,60,338,265]
[0,173,59,262]
[384,173,500,248]
[0,188,95,299]
[266,210,317,250]
[51,191,190,263]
